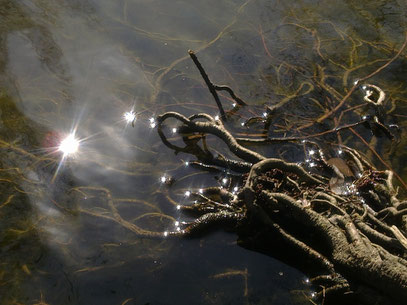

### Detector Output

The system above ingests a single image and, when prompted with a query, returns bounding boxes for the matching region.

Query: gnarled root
[157,110,407,304]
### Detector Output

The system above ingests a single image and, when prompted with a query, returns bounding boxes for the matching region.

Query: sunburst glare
[50,131,82,183]
[58,133,80,156]
[123,111,137,124]
[149,117,156,128]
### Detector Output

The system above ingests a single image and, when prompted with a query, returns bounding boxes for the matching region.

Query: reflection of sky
[3,2,309,299]
[4,3,254,281]
[6,0,407,304]
[5,0,406,252]
[5,1,158,261]
[7,9,148,157]
[5,0,247,210]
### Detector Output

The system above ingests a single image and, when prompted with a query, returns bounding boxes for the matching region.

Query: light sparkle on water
[149,117,156,128]
[58,133,80,156]
[123,111,136,123]
[51,131,82,183]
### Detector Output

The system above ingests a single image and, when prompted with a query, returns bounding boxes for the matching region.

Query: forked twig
[188,50,248,121]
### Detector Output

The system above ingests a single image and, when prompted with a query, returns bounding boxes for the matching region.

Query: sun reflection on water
[58,133,80,157]
[123,110,137,124]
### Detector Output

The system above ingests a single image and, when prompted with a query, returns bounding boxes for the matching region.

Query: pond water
[1,1,407,304]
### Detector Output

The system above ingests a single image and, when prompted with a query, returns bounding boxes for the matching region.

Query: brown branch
[188,50,227,120]
[157,111,265,163]
[235,118,369,144]
[213,84,247,106]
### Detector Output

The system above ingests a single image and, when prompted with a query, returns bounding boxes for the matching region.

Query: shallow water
[1,1,407,304]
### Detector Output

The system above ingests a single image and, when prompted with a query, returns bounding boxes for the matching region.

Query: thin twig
[235,118,369,144]
[349,127,407,191]
[188,50,227,120]
[213,84,247,106]
[298,31,407,130]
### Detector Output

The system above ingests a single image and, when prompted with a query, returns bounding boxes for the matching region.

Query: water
[1,1,407,304]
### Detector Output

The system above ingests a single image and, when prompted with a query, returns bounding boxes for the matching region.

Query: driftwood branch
[188,50,247,121]
[154,46,407,304]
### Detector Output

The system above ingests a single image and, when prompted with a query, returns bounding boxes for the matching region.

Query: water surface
[1,1,407,304]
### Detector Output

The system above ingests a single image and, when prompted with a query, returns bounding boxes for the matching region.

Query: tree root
[156,107,407,304]
[153,47,407,304]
